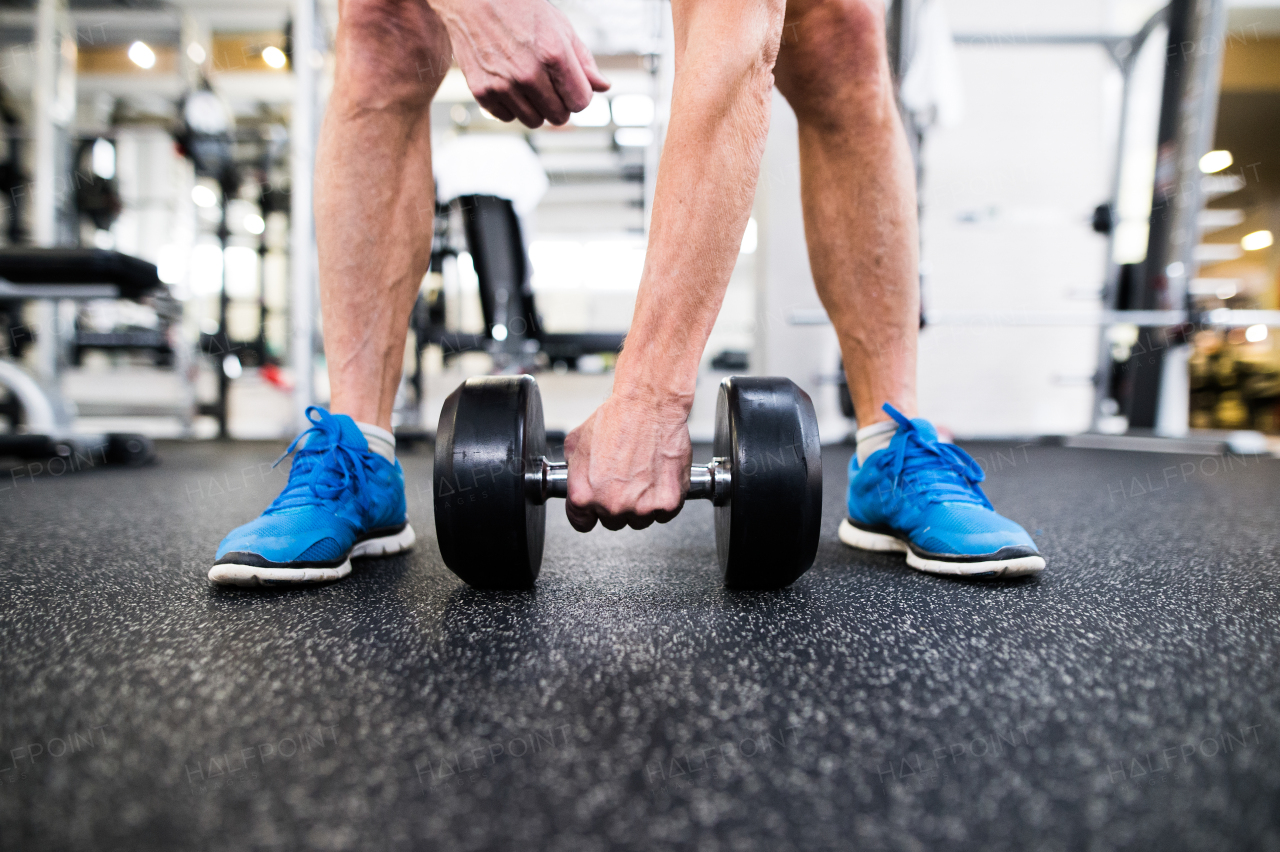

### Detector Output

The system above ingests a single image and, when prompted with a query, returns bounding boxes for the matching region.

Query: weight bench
[415,194,629,368]
[400,193,628,437]
[0,248,160,466]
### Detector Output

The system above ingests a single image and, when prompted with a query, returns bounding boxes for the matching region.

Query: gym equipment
[433,374,822,590]
[175,112,290,439]
[0,248,159,466]
[399,194,629,433]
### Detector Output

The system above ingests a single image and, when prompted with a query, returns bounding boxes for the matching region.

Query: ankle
[855,420,897,465]
[356,422,396,463]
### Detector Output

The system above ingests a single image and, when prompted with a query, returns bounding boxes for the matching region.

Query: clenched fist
[431,0,611,127]
[563,390,693,532]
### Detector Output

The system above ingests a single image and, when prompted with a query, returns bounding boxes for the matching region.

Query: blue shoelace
[880,404,991,509]
[265,407,375,513]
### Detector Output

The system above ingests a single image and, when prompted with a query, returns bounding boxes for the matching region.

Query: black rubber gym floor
[2,438,1279,851]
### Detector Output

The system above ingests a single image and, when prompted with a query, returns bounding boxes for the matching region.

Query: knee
[334,0,450,111]
[678,0,786,105]
[776,0,893,127]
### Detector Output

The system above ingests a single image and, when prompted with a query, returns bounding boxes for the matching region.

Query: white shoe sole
[208,523,417,587]
[838,519,1044,578]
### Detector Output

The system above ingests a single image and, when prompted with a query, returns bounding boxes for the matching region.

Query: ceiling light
[91,138,115,180]
[184,90,231,136]
[156,245,185,286]
[128,41,156,70]
[186,43,206,64]
[1245,324,1268,343]
[191,184,218,208]
[1242,230,1273,251]
[1199,150,1232,174]
[189,243,224,295]
[261,46,287,69]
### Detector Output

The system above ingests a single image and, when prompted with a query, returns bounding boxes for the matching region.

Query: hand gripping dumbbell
[433,375,822,590]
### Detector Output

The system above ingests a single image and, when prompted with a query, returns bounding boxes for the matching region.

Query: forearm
[613,1,783,411]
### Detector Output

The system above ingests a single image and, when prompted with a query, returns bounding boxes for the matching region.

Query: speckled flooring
[1,439,1279,852]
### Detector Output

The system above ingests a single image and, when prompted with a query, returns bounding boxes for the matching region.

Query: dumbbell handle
[526,457,733,506]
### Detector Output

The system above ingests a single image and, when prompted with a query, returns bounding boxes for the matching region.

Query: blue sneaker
[209,407,415,586]
[840,404,1044,577]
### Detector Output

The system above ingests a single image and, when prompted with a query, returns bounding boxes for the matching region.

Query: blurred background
[0,0,1277,457]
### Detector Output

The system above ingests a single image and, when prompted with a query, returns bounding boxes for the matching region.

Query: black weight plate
[714,377,822,590]
[434,376,546,589]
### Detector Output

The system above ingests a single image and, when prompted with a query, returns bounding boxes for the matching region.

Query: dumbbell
[433,374,822,590]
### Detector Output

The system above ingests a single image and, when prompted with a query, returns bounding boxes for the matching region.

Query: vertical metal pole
[1126,0,1226,429]
[887,0,908,81]
[179,12,210,90]
[216,184,231,438]
[32,0,74,384]
[1092,31,1150,430]
[1156,0,1226,437]
[176,12,208,439]
[1166,0,1227,314]
[290,0,318,432]
[33,0,58,249]
[1092,80,1132,429]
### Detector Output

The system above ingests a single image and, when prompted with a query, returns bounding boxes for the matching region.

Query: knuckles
[512,59,544,90]
[590,489,682,521]
[636,492,683,517]
[531,41,563,70]
[470,82,501,103]
[596,496,631,518]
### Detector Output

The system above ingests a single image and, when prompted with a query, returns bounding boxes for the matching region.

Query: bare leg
[314,0,450,430]
[774,0,918,424]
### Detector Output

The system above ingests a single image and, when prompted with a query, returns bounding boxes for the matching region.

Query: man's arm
[564,0,786,532]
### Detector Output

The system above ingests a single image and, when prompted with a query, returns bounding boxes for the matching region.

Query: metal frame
[949,6,1233,439]
[957,3,1231,437]
[1126,0,1228,433]
[289,0,319,433]
[784,7,1255,442]
[955,10,1172,428]
[31,0,74,387]
[0,282,152,460]
[790,307,1280,329]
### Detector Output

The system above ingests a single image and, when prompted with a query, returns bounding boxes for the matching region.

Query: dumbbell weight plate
[434,375,546,589]
[714,377,823,590]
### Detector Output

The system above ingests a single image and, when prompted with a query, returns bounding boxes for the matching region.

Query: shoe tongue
[297,412,370,453]
[910,418,938,443]
[329,414,370,451]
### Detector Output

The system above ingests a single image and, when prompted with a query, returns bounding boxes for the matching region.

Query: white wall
[916,0,1119,435]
